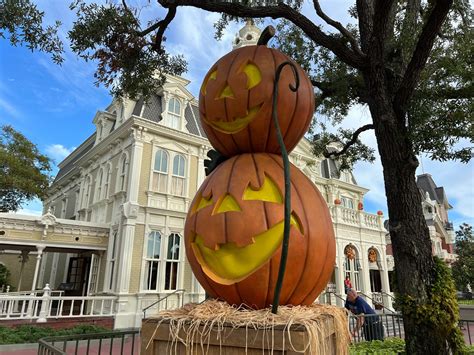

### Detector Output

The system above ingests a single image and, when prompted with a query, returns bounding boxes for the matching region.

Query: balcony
[329,205,385,231]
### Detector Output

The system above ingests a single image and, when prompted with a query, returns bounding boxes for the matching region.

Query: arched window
[107,230,118,290]
[103,164,112,198]
[95,168,104,202]
[344,245,361,291]
[118,154,129,192]
[167,98,181,129]
[153,150,168,192]
[165,233,181,290]
[82,176,92,208]
[171,155,186,196]
[145,231,162,290]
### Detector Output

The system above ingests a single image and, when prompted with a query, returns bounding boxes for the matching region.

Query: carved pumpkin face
[184,153,336,309]
[199,46,315,157]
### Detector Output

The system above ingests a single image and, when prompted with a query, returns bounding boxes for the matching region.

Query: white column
[197,146,207,185]
[380,248,393,310]
[31,245,45,291]
[336,242,346,298]
[359,245,372,297]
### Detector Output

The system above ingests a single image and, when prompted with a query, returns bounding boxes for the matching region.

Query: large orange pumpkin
[199,45,315,157]
[184,153,335,309]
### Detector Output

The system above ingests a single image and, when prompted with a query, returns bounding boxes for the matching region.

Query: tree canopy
[0,0,63,63]
[452,223,474,292]
[0,125,52,212]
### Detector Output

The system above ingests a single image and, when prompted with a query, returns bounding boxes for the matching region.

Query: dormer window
[167,98,181,129]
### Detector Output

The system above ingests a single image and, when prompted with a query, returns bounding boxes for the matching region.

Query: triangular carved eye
[201,69,217,95]
[213,194,241,214]
[192,193,213,214]
[243,175,282,204]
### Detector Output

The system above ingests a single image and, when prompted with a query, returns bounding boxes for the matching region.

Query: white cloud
[46,144,75,164]
[0,96,21,119]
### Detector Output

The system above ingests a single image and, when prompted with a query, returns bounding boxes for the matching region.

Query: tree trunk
[368,98,450,353]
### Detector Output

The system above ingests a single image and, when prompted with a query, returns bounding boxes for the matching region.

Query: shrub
[350,337,406,354]
[0,324,109,344]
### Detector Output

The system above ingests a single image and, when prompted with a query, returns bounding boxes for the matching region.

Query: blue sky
[1,1,473,229]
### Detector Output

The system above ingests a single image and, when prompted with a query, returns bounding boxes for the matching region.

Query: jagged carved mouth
[191,213,302,285]
[202,104,262,134]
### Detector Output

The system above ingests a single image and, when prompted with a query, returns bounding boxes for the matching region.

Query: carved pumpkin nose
[213,194,241,214]
[218,84,235,99]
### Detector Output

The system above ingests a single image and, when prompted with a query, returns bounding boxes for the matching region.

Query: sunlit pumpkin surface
[184,153,336,309]
[198,45,315,156]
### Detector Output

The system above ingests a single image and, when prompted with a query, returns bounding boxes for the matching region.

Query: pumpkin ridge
[250,153,272,307]
[245,47,260,153]
[262,48,278,152]
[281,58,300,145]
[222,53,244,154]
[224,155,240,247]
[285,166,316,304]
[267,153,309,304]
[301,212,334,304]
[288,74,314,150]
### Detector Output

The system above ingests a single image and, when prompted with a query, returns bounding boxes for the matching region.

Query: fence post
[37,284,51,323]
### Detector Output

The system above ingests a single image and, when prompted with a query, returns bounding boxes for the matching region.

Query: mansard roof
[416,173,452,209]
[131,94,206,138]
[54,134,96,182]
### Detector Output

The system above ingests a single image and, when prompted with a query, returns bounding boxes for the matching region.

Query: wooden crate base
[142,316,338,354]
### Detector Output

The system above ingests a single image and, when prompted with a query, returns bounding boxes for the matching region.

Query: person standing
[345,289,384,341]
[344,275,353,294]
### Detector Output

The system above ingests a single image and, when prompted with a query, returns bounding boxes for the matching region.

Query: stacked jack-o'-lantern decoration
[184,31,336,310]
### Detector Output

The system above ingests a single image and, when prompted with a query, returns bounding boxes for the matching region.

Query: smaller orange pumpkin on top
[199,44,315,157]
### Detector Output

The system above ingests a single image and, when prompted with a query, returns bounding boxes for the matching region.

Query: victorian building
[0,22,391,328]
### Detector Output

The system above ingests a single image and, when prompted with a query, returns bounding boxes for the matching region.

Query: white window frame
[164,233,181,291]
[152,150,169,193]
[143,231,182,292]
[341,196,354,209]
[144,231,163,291]
[171,155,186,196]
[95,168,104,202]
[167,97,181,130]
[105,230,118,291]
[103,163,112,199]
[81,176,92,209]
[344,249,361,291]
[117,153,129,193]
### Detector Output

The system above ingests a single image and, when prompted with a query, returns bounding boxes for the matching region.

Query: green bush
[0,324,109,344]
[349,337,406,354]
[349,338,474,354]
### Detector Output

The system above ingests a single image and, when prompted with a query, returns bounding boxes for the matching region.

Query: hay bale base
[141,300,350,354]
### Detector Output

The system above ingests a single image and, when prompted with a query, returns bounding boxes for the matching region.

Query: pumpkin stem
[257,25,276,46]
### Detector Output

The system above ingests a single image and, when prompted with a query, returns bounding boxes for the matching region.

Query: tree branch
[312,0,365,57]
[394,0,454,111]
[356,0,374,52]
[138,4,177,50]
[158,0,367,69]
[371,0,396,56]
[325,124,375,158]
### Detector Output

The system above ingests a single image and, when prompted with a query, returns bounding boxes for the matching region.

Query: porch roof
[0,212,109,251]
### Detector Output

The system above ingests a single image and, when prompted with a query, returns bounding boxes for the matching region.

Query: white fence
[0,284,116,322]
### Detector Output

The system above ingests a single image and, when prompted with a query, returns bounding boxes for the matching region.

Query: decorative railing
[329,205,384,231]
[0,286,116,322]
